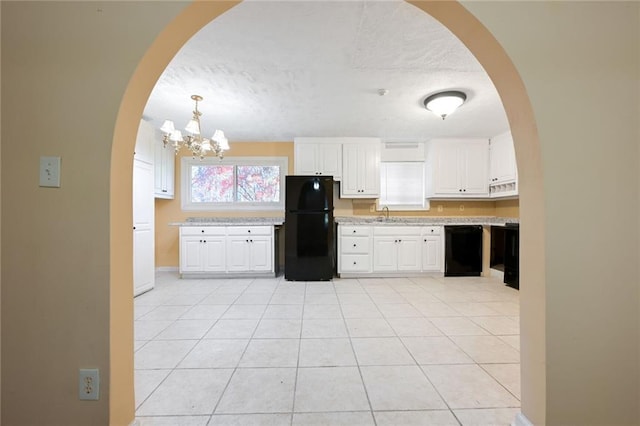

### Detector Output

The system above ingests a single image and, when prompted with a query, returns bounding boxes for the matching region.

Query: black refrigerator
[285,175,334,281]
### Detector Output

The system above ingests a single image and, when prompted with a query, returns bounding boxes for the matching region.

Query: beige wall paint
[495,199,519,218]
[462,1,639,424]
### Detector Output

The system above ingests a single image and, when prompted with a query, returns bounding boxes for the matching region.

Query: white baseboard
[512,412,534,426]
[156,266,178,272]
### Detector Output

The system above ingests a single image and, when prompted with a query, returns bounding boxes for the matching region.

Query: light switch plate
[39,156,61,187]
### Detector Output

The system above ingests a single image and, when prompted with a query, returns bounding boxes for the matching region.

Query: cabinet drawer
[180,226,226,236]
[226,226,273,236]
[341,236,370,254]
[422,226,441,236]
[373,226,422,236]
[340,255,371,272]
[340,225,371,236]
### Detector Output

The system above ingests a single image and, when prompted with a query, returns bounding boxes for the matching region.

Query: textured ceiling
[143,0,509,143]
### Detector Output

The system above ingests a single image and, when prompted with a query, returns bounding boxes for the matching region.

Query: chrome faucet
[381,205,390,219]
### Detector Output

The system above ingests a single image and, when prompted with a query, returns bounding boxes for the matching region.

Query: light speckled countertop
[170,217,285,226]
[171,216,517,227]
[335,216,518,226]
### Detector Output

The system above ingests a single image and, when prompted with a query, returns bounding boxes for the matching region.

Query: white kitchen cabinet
[154,140,175,199]
[338,225,372,274]
[226,236,272,273]
[372,227,421,273]
[133,159,155,296]
[426,139,489,198]
[341,139,381,198]
[179,225,275,277]
[421,226,443,272]
[294,138,342,180]
[489,131,518,198]
[133,120,155,297]
[179,227,226,273]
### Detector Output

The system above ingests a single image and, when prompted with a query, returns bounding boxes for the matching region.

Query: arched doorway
[110,2,544,424]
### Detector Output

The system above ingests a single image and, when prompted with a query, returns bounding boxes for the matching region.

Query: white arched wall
[110,1,546,424]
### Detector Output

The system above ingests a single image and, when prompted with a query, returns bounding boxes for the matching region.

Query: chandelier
[160,94,229,160]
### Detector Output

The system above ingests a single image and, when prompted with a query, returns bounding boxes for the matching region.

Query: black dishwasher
[444,225,483,277]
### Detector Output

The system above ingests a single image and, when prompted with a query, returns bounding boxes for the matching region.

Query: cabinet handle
[201,230,205,233]
[246,239,249,243]
[463,189,467,192]
[133,226,136,230]
[248,230,251,233]
[250,239,253,243]
[353,244,357,247]
[424,239,427,242]
[162,189,167,192]
[203,240,206,243]
[353,261,357,265]
[353,230,356,233]
[459,189,462,192]
[199,240,202,243]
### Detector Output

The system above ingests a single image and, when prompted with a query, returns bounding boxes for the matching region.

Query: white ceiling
[143,0,509,143]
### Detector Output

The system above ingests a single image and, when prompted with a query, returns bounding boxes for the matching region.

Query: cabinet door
[490,133,517,184]
[319,143,342,180]
[180,236,205,273]
[203,237,226,272]
[422,236,441,272]
[341,142,380,197]
[341,143,360,196]
[226,237,251,272]
[462,141,489,194]
[396,236,421,271]
[249,236,273,272]
[294,143,319,175]
[433,143,462,194]
[133,159,154,296]
[359,143,380,196]
[373,237,398,272]
[154,141,175,199]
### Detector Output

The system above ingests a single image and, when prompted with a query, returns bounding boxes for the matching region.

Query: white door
[396,236,421,271]
[180,236,204,273]
[249,237,272,272]
[462,141,489,194]
[341,143,360,196]
[294,143,319,175]
[133,159,154,296]
[203,237,226,272]
[373,237,398,272]
[434,143,461,194]
[422,236,441,272]
[319,143,342,179]
[360,143,380,196]
[226,237,251,272]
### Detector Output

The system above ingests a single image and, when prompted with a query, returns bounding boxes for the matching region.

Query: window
[378,161,430,211]
[181,156,288,211]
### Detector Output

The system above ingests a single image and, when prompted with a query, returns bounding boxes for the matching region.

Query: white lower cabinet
[338,226,372,274]
[338,224,443,277]
[421,226,442,272]
[373,227,421,273]
[179,225,275,277]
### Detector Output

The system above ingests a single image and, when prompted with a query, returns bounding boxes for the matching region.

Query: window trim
[181,156,288,211]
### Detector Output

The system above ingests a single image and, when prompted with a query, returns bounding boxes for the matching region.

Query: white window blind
[379,162,429,210]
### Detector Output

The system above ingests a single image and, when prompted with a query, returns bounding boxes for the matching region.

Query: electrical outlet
[459,204,465,212]
[79,368,100,400]
[437,205,443,212]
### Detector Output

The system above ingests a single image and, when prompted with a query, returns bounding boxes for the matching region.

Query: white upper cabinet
[341,138,381,198]
[154,139,175,199]
[134,119,155,164]
[426,138,489,198]
[489,130,518,198]
[294,138,342,180]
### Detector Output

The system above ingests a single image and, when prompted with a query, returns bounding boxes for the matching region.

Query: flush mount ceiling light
[423,90,467,120]
[160,94,229,160]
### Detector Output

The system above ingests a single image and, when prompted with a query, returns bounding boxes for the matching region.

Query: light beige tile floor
[135,273,520,425]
